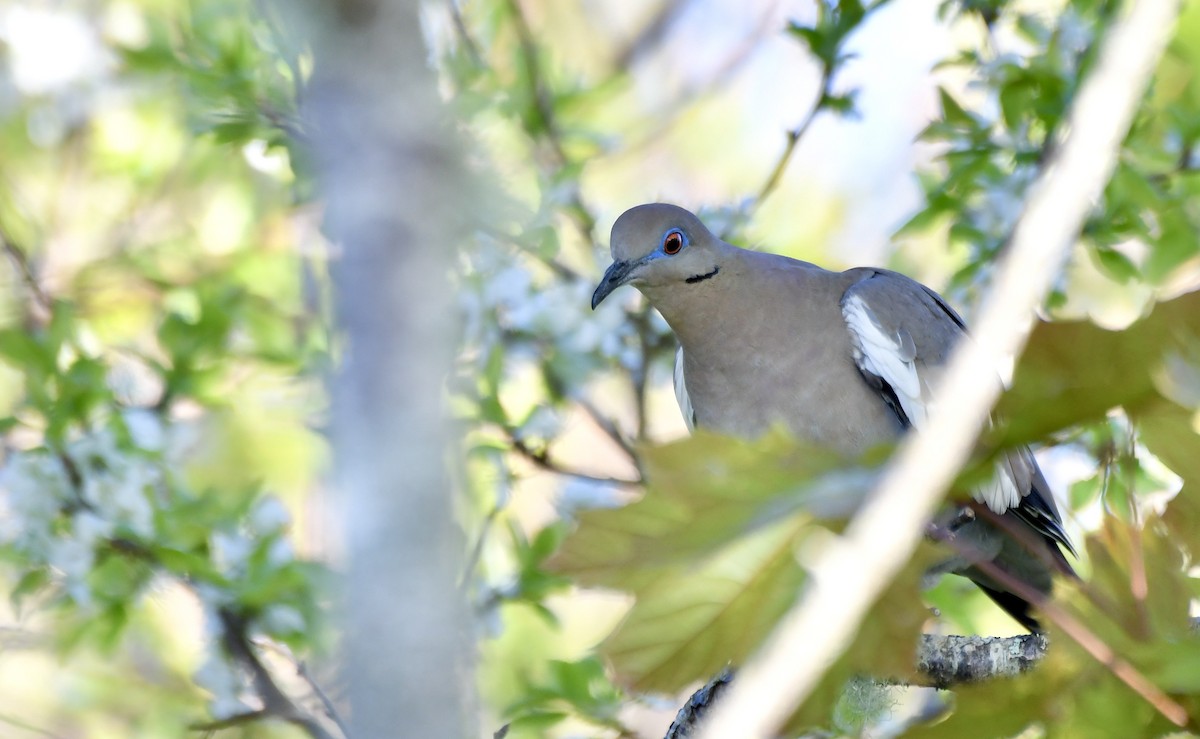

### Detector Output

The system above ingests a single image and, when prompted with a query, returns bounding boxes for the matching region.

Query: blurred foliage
[907,0,1200,302]
[0,0,329,735]
[2,0,1200,737]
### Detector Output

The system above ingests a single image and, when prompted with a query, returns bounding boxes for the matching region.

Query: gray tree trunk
[304,1,474,736]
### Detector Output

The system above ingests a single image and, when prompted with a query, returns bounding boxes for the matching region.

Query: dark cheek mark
[685,266,720,284]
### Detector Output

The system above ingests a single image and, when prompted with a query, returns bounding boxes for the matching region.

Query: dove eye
[662,229,684,255]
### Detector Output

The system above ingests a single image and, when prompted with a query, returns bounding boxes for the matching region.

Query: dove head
[591,203,725,309]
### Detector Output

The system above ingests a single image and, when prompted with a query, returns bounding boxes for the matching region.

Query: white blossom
[122,408,165,451]
[266,537,294,568]
[257,604,306,636]
[212,530,253,576]
[0,451,71,555]
[47,535,94,607]
[248,496,291,536]
[193,650,250,720]
[1057,9,1091,64]
[517,406,560,441]
[195,584,233,619]
[74,509,114,541]
[483,264,532,307]
[555,478,625,519]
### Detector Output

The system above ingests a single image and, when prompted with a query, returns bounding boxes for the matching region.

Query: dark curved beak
[591,259,637,309]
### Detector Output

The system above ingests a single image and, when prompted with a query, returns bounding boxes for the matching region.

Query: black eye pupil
[665,232,682,254]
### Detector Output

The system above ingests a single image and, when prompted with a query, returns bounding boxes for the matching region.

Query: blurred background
[0,0,1198,736]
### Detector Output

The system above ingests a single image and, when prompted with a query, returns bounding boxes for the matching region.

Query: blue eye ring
[662,229,684,255]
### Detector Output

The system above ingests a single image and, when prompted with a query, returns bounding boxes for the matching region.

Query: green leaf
[208,118,258,144]
[10,568,50,614]
[599,515,809,693]
[549,430,873,590]
[1137,400,1200,558]
[90,550,150,602]
[938,87,973,127]
[821,91,859,116]
[1145,208,1200,283]
[503,712,567,736]
[1069,472,1103,509]
[524,522,567,567]
[1091,245,1140,283]
[1135,401,1200,489]
[995,290,1200,445]
[0,329,53,377]
[151,545,228,584]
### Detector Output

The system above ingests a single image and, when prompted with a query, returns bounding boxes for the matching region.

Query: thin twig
[627,304,676,444]
[460,505,501,587]
[509,434,640,486]
[576,395,639,462]
[503,0,598,241]
[297,661,350,738]
[0,710,62,738]
[1145,141,1196,187]
[612,0,694,71]
[951,543,1188,727]
[218,609,340,739]
[751,65,833,216]
[505,0,567,167]
[1119,423,1153,639]
[448,0,485,68]
[252,0,307,109]
[191,708,273,732]
[261,105,308,143]
[99,140,194,257]
[616,3,779,161]
[0,227,51,323]
[485,225,585,281]
[106,532,337,738]
[669,630,1049,735]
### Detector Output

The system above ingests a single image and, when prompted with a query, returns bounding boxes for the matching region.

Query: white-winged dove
[591,203,1075,631]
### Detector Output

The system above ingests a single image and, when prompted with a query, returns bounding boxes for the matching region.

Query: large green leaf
[995,290,1200,445]
[1134,400,1200,560]
[548,428,935,703]
[600,515,810,693]
[549,429,876,590]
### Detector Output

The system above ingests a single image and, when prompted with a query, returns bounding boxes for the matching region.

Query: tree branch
[503,0,598,242]
[297,660,350,738]
[447,0,486,69]
[913,632,1047,688]
[612,0,694,71]
[576,395,640,464]
[666,634,1048,737]
[665,669,735,739]
[219,610,340,739]
[0,226,51,326]
[751,64,834,215]
[508,433,640,486]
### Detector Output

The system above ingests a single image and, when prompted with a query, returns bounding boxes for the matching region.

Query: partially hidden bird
[590,202,1075,631]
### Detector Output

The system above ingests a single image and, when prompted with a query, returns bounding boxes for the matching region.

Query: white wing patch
[673,347,696,432]
[979,460,1027,513]
[841,293,927,427]
[841,292,1021,515]
[980,455,1024,517]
